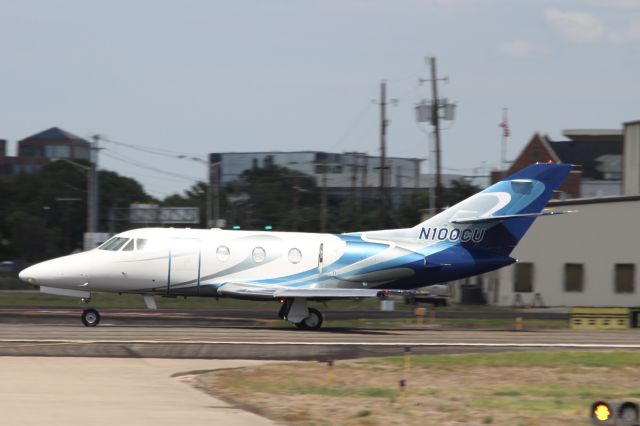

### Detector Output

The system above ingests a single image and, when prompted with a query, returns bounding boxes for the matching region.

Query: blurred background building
[210,151,462,207]
[0,127,90,179]
[455,120,640,308]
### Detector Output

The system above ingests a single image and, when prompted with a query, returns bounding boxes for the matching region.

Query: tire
[296,308,323,330]
[81,308,101,327]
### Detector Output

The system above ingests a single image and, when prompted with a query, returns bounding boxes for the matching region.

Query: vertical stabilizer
[414,163,572,255]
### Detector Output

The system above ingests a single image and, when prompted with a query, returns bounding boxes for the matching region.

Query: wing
[216,282,382,300]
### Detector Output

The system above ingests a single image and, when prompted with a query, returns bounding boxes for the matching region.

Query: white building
[464,120,640,307]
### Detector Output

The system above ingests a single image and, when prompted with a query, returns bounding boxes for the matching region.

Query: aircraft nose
[19,264,40,285]
[19,254,93,288]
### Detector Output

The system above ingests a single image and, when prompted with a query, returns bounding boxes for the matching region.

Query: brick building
[0,127,91,179]
[492,129,623,199]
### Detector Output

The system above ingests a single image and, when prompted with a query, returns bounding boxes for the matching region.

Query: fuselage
[19,226,514,297]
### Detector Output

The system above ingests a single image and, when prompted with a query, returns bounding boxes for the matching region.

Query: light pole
[177,155,217,228]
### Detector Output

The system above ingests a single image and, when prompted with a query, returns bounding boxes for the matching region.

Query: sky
[1,0,639,199]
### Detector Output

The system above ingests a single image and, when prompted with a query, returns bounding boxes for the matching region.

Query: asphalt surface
[1,307,638,426]
[0,305,569,326]
[0,306,637,360]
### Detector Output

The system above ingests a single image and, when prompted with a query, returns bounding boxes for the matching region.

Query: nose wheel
[81,308,101,327]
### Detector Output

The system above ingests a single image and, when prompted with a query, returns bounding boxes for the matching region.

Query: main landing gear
[278,298,324,330]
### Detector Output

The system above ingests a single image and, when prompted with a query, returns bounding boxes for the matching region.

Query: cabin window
[564,263,584,292]
[288,248,302,264]
[216,245,230,262]
[252,247,266,263]
[615,263,635,293]
[513,262,533,293]
[122,239,135,251]
[136,239,148,250]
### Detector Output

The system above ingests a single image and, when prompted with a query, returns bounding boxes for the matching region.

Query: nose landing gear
[81,308,101,327]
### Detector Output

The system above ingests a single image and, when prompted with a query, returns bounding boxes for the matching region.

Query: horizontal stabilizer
[217,282,381,299]
[450,210,575,225]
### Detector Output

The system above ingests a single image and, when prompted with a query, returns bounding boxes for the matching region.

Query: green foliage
[441,178,480,208]
[161,181,209,228]
[0,159,482,262]
[225,165,321,232]
[220,166,480,233]
[0,161,153,261]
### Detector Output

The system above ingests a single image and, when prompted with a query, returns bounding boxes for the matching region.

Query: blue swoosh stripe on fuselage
[239,239,457,288]
[234,234,391,287]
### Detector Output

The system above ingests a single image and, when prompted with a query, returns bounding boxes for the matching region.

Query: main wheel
[81,308,101,327]
[296,308,323,330]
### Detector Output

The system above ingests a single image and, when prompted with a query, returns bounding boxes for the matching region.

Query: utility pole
[347,152,362,229]
[499,107,510,173]
[209,154,221,228]
[379,80,388,205]
[320,161,328,233]
[361,154,368,212]
[416,57,455,213]
[429,58,443,211]
[87,134,100,233]
[378,80,389,207]
[292,173,300,231]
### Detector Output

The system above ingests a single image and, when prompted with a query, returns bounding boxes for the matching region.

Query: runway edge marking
[2,339,640,349]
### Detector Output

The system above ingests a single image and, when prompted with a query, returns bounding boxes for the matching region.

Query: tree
[441,178,480,209]
[228,166,319,231]
[161,181,209,228]
[0,161,154,261]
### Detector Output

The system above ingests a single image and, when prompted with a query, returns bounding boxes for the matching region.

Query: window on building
[19,146,37,157]
[44,145,71,158]
[74,146,90,160]
[513,263,533,293]
[564,263,584,292]
[615,263,635,293]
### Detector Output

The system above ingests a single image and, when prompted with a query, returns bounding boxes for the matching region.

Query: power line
[102,149,202,182]
[326,102,374,151]
[100,137,204,160]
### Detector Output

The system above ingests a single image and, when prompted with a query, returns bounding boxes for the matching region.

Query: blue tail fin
[414,163,572,255]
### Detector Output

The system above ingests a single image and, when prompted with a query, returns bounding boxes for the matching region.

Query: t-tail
[413,162,573,256]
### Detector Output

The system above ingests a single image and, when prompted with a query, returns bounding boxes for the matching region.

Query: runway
[1,321,639,359]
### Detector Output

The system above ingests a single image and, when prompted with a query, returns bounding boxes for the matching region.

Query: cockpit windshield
[98,237,151,251]
[98,237,129,251]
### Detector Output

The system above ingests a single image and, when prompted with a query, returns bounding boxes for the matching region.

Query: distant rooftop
[20,127,86,142]
[562,129,622,137]
[549,130,623,181]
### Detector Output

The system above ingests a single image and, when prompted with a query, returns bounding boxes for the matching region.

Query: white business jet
[19,163,571,329]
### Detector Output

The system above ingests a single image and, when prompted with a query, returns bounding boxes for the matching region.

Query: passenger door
[167,238,202,296]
